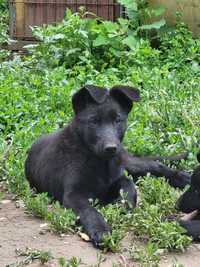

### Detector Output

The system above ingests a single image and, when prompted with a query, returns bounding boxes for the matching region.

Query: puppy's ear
[72,85,108,114]
[110,85,140,113]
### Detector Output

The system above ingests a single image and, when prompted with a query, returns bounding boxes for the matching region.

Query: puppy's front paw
[89,225,111,248]
[79,207,111,248]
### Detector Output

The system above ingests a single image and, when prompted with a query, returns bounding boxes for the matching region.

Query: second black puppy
[176,152,200,241]
[25,85,190,247]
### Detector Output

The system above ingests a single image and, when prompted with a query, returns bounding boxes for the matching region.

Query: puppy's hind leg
[122,151,191,189]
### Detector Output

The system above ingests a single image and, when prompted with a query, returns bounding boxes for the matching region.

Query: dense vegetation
[0,0,9,60]
[1,1,200,266]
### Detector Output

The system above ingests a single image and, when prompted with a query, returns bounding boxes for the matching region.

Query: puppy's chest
[84,158,124,188]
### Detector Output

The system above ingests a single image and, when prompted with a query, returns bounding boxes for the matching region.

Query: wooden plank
[47,2,56,24]
[88,0,98,17]
[9,1,15,38]
[35,2,44,26]
[24,2,35,38]
[108,0,114,21]
[96,0,106,19]
[15,0,25,38]
[114,0,120,21]
[56,1,67,21]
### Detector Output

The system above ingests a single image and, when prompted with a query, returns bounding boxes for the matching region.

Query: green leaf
[139,19,166,31]
[93,35,110,47]
[103,21,119,33]
[153,6,166,17]
[23,44,38,49]
[117,0,138,11]
[66,48,81,56]
[65,8,72,20]
[122,35,138,50]
[51,33,65,40]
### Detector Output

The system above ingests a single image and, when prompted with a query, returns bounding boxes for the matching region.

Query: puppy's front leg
[179,220,200,241]
[106,176,137,208]
[63,192,111,247]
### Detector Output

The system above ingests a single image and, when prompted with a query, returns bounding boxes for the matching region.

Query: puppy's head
[176,152,200,213]
[72,85,140,158]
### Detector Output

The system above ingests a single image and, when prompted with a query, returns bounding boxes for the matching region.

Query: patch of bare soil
[0,194,126,267]
[1,194,200,267]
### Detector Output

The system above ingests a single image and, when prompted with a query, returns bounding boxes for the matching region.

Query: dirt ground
[1,193,200,267]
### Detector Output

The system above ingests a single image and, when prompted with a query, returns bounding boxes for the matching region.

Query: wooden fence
[9,0,121,41]
[9,0,200,49]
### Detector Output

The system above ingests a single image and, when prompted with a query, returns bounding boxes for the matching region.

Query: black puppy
[176,152,200,241]
[25,85,190,247]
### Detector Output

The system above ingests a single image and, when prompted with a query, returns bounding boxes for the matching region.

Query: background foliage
[0,0,10,60]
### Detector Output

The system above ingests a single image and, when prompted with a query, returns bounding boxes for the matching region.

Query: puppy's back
[25,132,60,190]
[25,124,85,202]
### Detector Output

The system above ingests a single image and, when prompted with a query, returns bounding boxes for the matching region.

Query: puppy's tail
[140,152,189,162]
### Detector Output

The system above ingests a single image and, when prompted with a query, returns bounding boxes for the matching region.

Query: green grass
[1,9,200,266]
[7,248,53,267]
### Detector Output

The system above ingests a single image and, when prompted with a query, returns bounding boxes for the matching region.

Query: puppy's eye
[115,116,122,123]
[89,117,100,125]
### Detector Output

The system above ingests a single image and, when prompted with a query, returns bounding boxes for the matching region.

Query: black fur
[176,152,200,241]
[25,85,191,247]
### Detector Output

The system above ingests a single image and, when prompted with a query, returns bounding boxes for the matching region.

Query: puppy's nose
[104,144,117,155]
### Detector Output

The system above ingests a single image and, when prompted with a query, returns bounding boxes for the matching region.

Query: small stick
[180,210,199,221]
